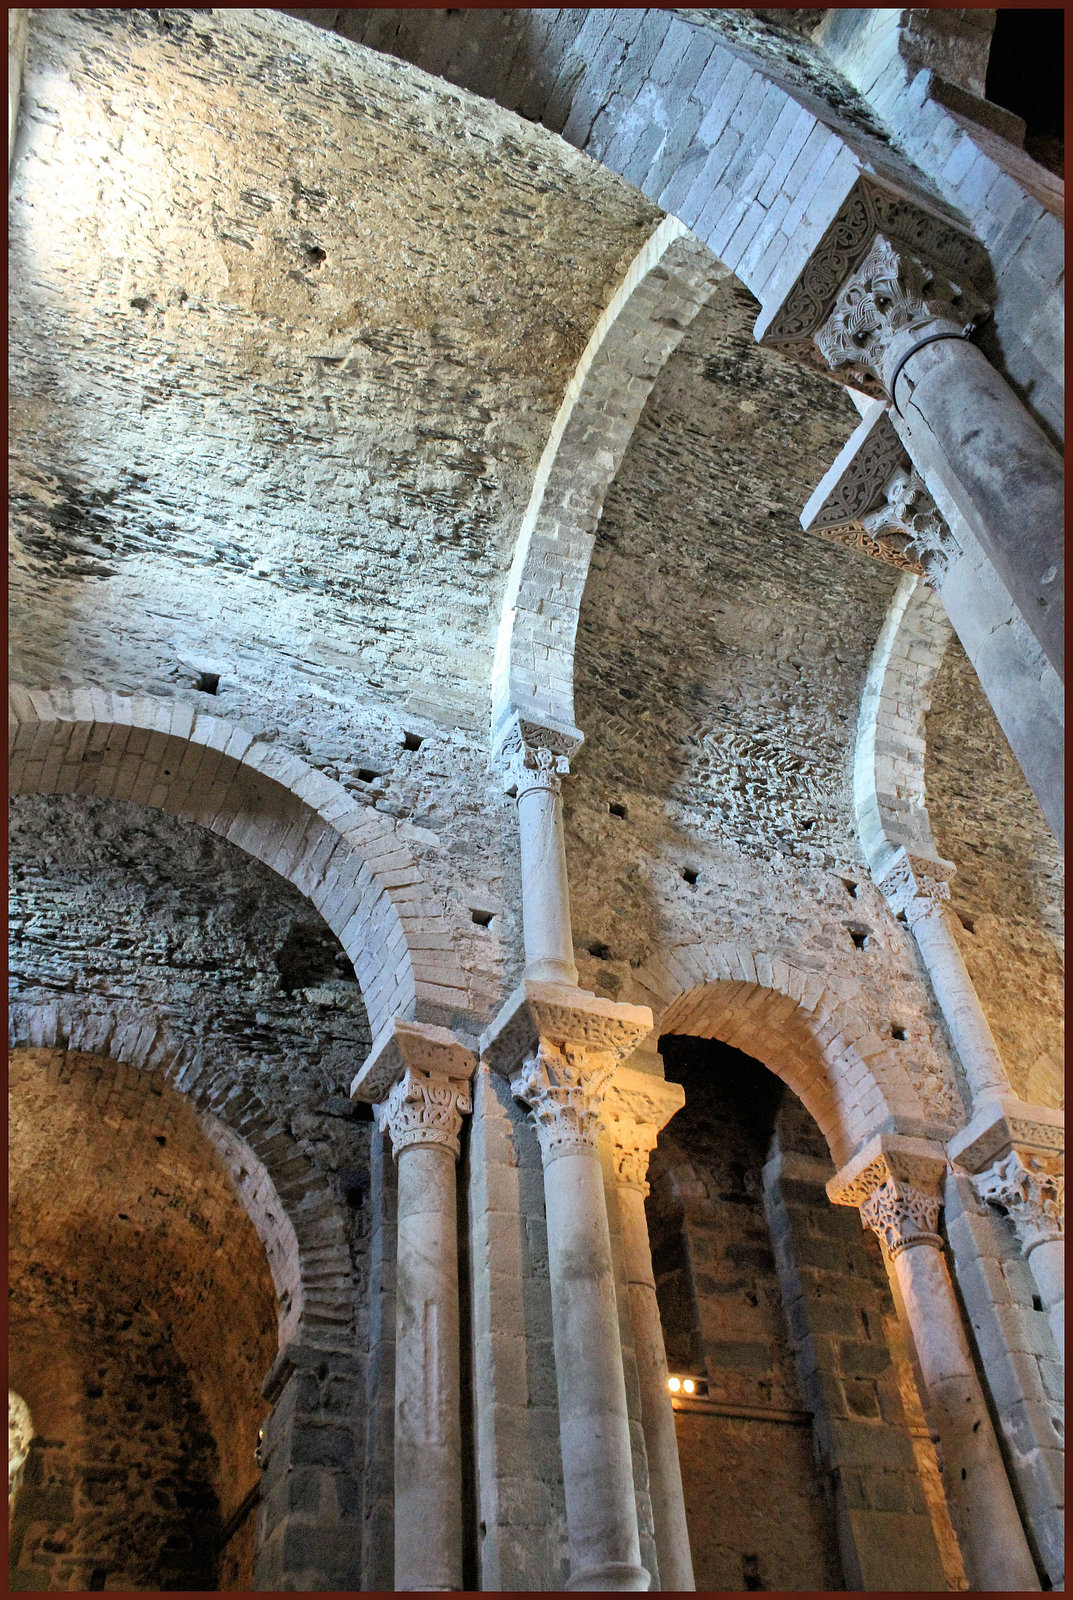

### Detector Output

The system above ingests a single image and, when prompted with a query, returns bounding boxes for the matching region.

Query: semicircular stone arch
[8,685,471,1039]
[631,941,935,1166]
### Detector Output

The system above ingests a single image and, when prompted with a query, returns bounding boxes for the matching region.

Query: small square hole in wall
[470,908,494,928]
[402,732,423,751]
[956,910,977,934]
[841,878,859,899]
[850,927,870,950]
[588,940,613,961]
[891,1023,906,1041]
[195,671,220,695]
[1032,1294,1044,1312]
[608,801,628,818]
[682,867,699,886]
[356,768,383,784]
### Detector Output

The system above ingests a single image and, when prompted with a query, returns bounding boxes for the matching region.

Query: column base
[565,1560,651,1591]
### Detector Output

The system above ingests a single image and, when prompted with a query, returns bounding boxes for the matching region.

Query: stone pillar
[9,10,28,173]
[829,1136,1040,1592]
[948,1101,1065,1357]
[877,847,1008,1106]
[482,982,655,1591]
[498,713,581,986]
[602,1067,694,1594]
[816,233,1063,679]
[351,1018,476,1593]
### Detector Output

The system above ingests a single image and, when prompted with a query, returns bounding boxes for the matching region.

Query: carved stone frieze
[495,711,583,799]
[812,518,923,575]
[511,1037,618,1164]
[759,175,989,396]
[376,1066,473,1160]
[973,1149,1064,1255]
[876,845,956,927]
[815,234,988,393]
[828,1135,948,1257]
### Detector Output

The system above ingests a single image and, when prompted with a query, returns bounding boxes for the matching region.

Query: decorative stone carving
[816,234,988,394]
[496,712,582,799]
[828,1135,949,1257]
[375,1066,473,1160]
[861,468,958,582]
[601,1064,686,1196]
[760,175,988,396]
[973,1150,1064,1255]
[511,1038,618,1164]
[876,845,956,926]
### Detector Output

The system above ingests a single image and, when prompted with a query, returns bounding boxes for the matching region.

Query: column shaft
[1027,1238,1064,1353]
[516,782,578,985]
[910,904,1008,1102]
[892,1243,1039,1591]
[543,1148,650,1590]
[394,1143,464,1592]
[616,1183,694,1592]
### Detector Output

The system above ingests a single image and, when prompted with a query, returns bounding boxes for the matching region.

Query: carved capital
[495,712,582,800]
[973,1150,1064,1255]
[877,846,956,927]
[601,1066,686,1195]
[815,234,987,393]
[829,1136,948,1257]
[375,1066,473,1159]
[350,1017,476,1161]
[511,1037,618,1164]
[861,468,958,584]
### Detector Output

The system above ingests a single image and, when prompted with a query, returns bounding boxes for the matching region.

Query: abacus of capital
[828,1136,1040,1593]
[351,1018,476,1593]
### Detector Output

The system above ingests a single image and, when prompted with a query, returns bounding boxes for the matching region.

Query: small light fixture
[682,1378,696,1395]
[667,1376,681,1393]
[668,1373,704,1397]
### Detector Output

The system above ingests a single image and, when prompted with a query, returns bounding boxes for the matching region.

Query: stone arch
[493,217,727,740]
[631,942,931,1166]
[853,573,953,875]
[8,685,470,1038]
[7,1002,353,1354]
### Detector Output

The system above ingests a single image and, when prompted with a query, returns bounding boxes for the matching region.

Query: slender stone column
[483,982,655,1591]
[351,1018,476,1593]
[602,1068,694,1593]
[829,1136,1040,1592]
[498,713,581,986]
[877,847,1008,1105]
[948,1102,1065,1358]
[816,233,1063,678]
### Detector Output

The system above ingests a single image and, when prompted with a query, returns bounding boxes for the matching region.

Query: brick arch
[8,684,470,1039]
[631,942,930,1166]
[493,217,726,741]
[7,1002,353,1353]
[853,574,953,875]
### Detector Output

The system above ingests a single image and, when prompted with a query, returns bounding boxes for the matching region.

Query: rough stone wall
[567,281,964,1131]
[9,1047,279,1591]
[924,640,1064,1109]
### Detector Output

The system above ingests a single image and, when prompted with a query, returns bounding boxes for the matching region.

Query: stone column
[602,1067,694,1593]
[498,713,581,986]
[816,233,1063,679]
[948,1101,1065,1356]
[9,10,29,173]
[482,983,655,1591]
[351,1018,476,1593]
[877,846,1008,1105]
[829,1136,1040,1592]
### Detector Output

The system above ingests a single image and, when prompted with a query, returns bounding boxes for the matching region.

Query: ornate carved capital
[350,1017,476,1162]
[495,712,582,800]
[375,1066,473,1159]
[511,1037,617,1164]
[973,1150,1064,1255]
[601,1065,686,1196]
[876,846,956,927]
[861,468,958,584]
[815,234,986,393]
[829,1136,948,1258]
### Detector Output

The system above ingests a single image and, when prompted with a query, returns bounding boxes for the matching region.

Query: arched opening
[648,1034,963,1593]
[8,1049,279,1592]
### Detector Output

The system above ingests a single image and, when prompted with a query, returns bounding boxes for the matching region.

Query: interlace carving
[816,235,987,392]
[497,716,577,799]
[511,1039,617,1164]
[973,1150,1065,1255]
[877,847,954,927]
[839,1155,943,1257]
[376,1067,472,1160]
